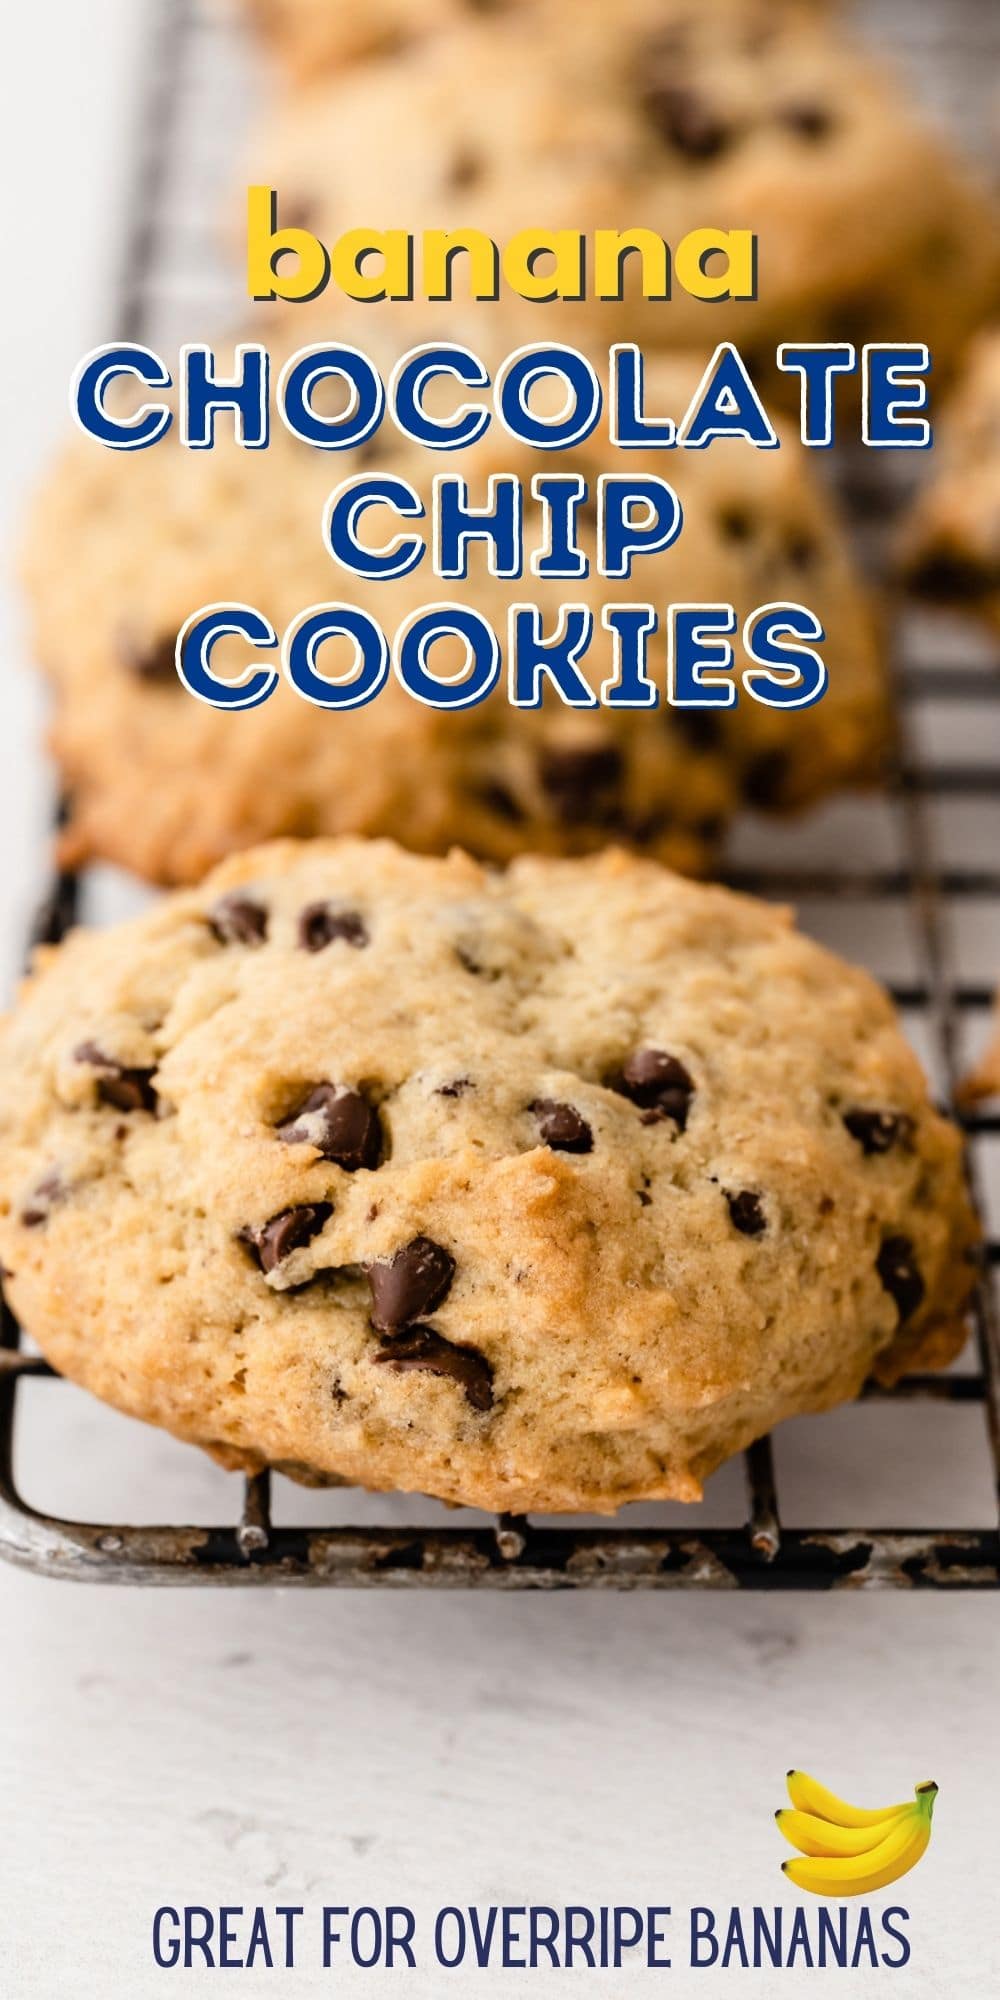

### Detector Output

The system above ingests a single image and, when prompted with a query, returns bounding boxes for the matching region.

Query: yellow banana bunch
[776,1772,937,1897]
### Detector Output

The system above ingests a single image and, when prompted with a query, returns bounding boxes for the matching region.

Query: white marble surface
[0,6,998,1995]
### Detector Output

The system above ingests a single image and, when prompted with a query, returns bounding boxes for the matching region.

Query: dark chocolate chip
[374,1324,494,1411]
[907,548,998,604]
[298,903,368,952]
[276,1083,381,1171]
[20,1168,67,1228]
[119,632,178,684]
[780,102,833,140]
[742,748,791,809]
[785,530,817,570]
[367,1235,455,1330]
[719,504,754,543]
[695,814,726,845]
[609,1049,695,1131]
[531,1098,594,1154]
[239,1202,333,1275]
[448,145,484,191]
[876,1235,925,1324]
[843,1109,915,1157]
[671,707,724,753]
[209,893,268,946]
[538,744,624,825]
[726,1189,766,1236]
[74,1041,158,1113]
[436,1077,473,1098]
[475,781,526,824]
[640,84,731,158]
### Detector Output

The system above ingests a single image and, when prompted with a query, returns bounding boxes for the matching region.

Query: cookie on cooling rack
[0,839,977,1513]
[900,331,1000,636]
[243,0,997,365]
[23,345,888,888]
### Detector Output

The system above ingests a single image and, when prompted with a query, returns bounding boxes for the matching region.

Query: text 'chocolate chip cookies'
[0,840,976,1513]
[23,346,888,887]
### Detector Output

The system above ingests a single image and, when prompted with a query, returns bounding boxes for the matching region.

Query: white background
[1,5,999,1995]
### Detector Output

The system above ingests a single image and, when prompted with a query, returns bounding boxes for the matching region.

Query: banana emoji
[776,1775,937,1898]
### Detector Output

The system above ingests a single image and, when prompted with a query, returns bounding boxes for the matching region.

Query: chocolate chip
[119,631,178,684]
[876,1235,925,1324]
[907,548,998,604]
[539,744,624,825]
[742,748,791,809]
[298,903,368,952]
[74,1041,158,1113]
[21,1168,66,1228]
[367,1235,455,1330]
[239,1202,332,1275]
[640,84,731,158]
[531,1098,593,1154]
[843,1109,915,1157]
[719,505,753,543]
[726,1189,766,1236]
[610,1049,695,1131]
[475,781,525,824]
[449,145,484,191]
[436,1078,473,1098]
[374,1324,494,1411]
[780,103,833,140]
[276,1083,381,1171]
[671,707,724,753]
[209,893,268,946]
[785,530,817,570]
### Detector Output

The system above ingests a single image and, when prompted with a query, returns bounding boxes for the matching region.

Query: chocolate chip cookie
[0,839,976,1512]
[900,331,1000,635]
[244,0,997,366]
[23,344,888,887]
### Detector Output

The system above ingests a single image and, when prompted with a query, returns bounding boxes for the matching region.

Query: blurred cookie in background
[900,330,1000,640]
[242,0,998,367]
[22,343,888,888]
[232,0,831,85]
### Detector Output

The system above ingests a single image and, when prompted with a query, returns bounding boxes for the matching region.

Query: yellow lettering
[674,228,756,302]
[502,230,585,303]
[246,186,330,303]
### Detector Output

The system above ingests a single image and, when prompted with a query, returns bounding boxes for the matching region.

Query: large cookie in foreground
[244,0,997,365]
[23,347,888,887]
[0,840,976,1513]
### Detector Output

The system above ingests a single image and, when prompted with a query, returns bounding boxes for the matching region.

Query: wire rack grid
[0,0,998,1588]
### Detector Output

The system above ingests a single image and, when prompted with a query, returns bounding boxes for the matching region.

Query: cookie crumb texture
[0,842,976,1513]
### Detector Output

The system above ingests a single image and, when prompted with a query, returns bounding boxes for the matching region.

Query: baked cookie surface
[236,0,826,82]
[24,348,887,887]
[0,839,976,1513]
[245,0,997,364]
[900,331,1000,634]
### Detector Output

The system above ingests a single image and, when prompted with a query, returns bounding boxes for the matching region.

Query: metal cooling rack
[0,0,998,1587]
